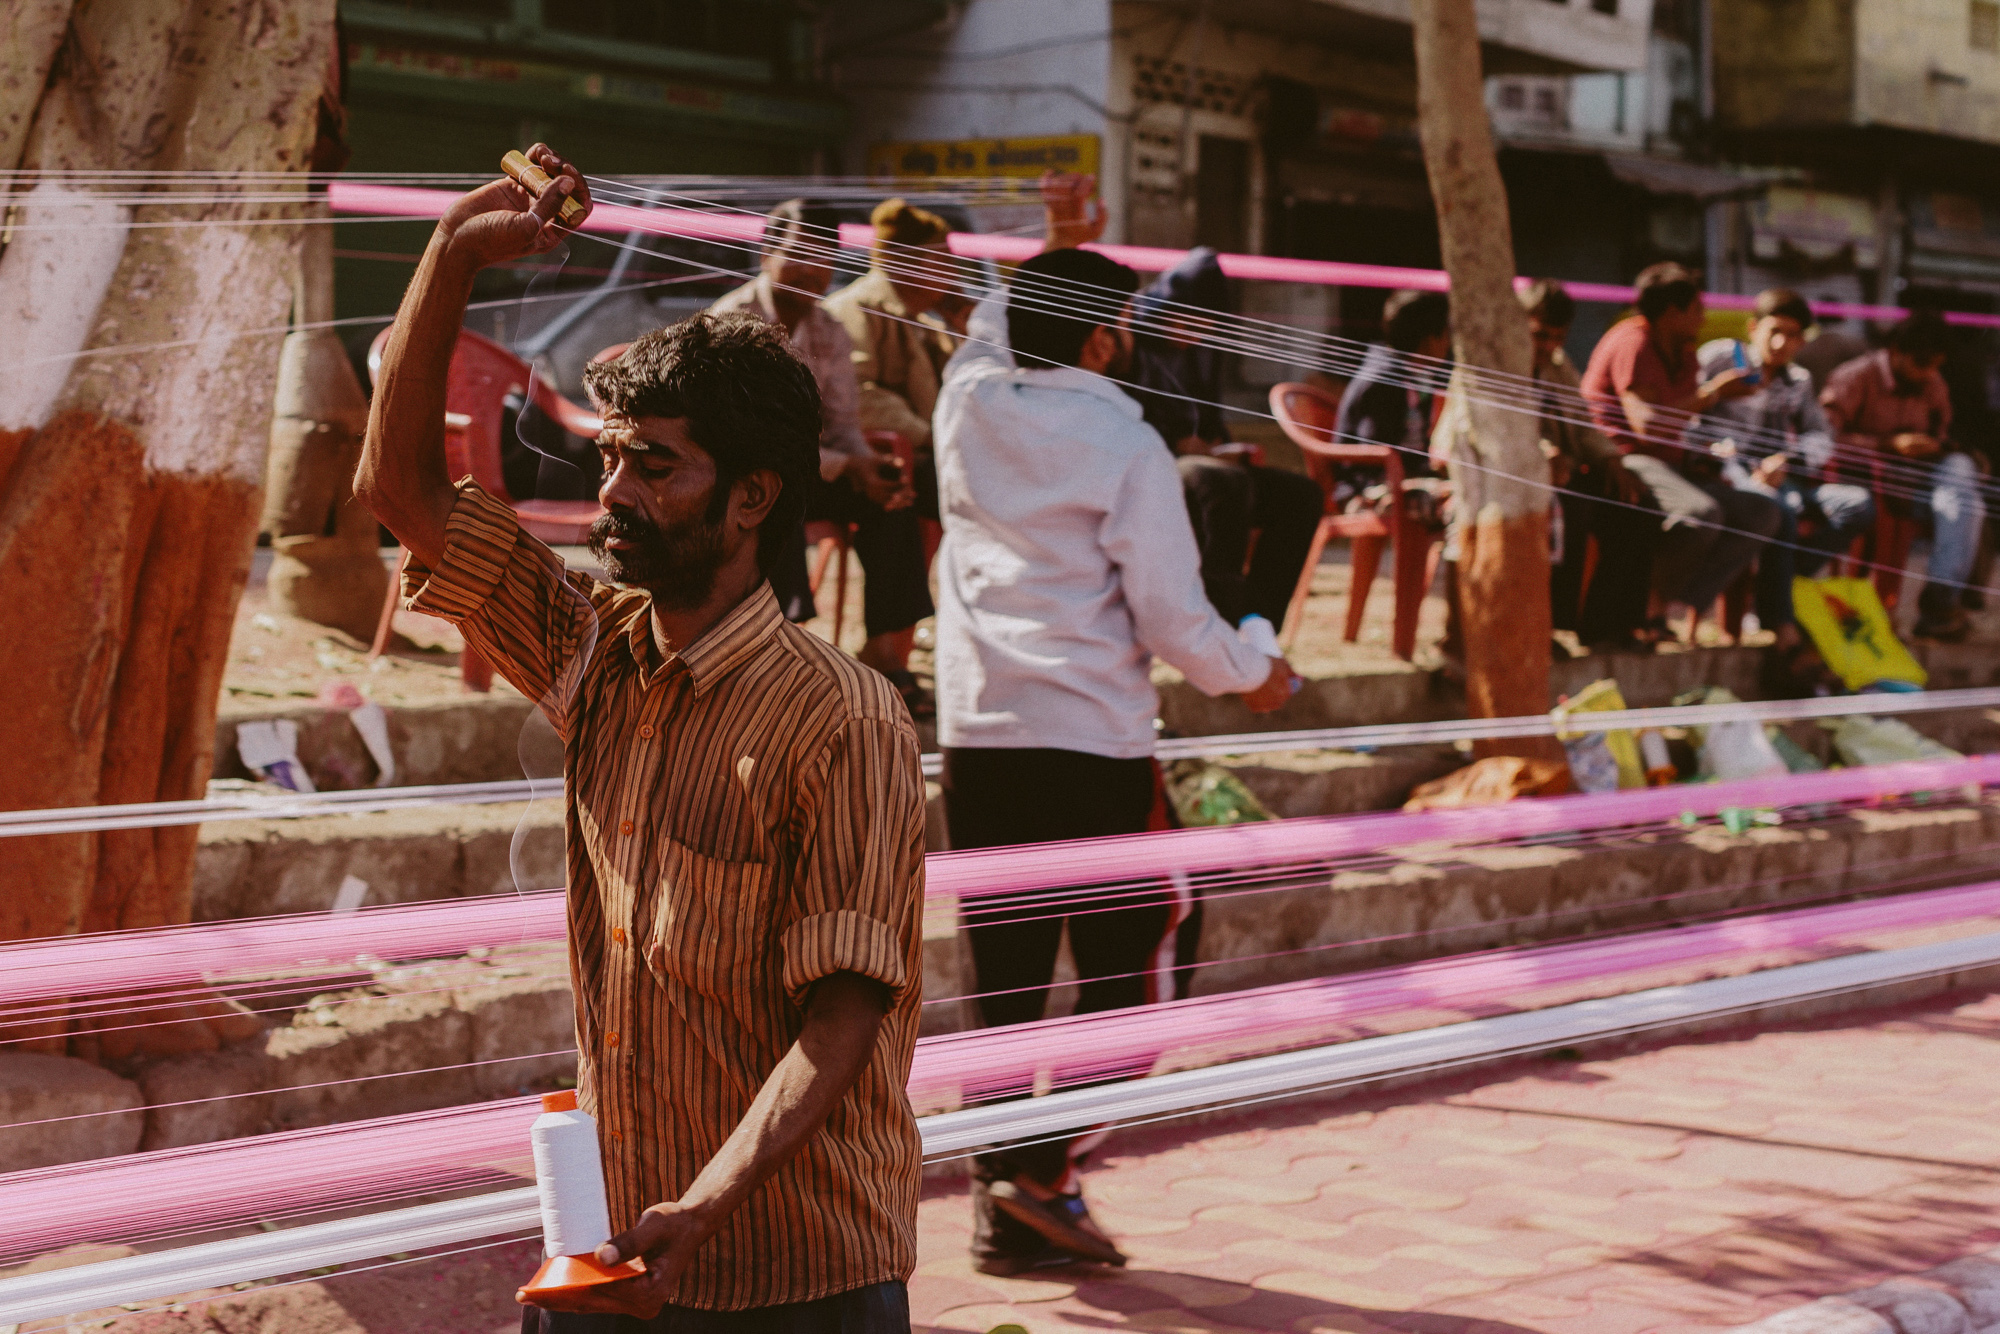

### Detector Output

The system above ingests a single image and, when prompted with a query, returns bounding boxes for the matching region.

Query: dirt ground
[223,543,1457,714]
[226,533,1996,715]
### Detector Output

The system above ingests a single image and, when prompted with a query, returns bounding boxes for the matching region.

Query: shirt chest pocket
[643,839,775,998]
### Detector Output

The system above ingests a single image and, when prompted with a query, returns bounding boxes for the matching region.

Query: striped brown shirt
[404,481,925,1310]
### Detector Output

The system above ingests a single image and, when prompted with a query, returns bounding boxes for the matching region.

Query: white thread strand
[6,926,1998,1322]
[0,686,1988,833]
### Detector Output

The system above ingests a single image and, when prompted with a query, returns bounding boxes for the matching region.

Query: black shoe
[985,1180,1127,1267]
[972,1248,1085,1277]
[1913,608,1972,643]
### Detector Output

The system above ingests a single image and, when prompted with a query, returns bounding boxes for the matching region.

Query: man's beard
[587,508,731,611]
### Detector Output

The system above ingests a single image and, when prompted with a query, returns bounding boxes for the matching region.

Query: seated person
[1580,262,1779,643]
[823,197,964,525]
[1433,280,1657,650]
[1122,246,1325,628]
[1697,287,1875,651]
[1821,312,1989,642]
[712,199,935,715]
[1335,290,1453,529]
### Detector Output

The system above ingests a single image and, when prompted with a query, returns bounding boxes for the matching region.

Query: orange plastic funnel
[517,1251,646,1302]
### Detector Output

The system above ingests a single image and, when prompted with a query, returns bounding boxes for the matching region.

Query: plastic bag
[1403,756,1573,811]
[1823,715,1960,767]
[1163,759,1273,827]
[1699,719,1790,781]
[1552,679,1644,790]
[1792,576,1927,691]
[1670,685,1788,781]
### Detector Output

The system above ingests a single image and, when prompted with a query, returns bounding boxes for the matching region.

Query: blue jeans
[523,1281,910,1334]
[1727,465,1875,630]
[1915,451,1987,596]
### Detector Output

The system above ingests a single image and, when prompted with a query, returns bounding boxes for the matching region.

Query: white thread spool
[530,1091,612,1259]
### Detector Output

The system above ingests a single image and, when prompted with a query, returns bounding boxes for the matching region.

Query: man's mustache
[588,510,662,546]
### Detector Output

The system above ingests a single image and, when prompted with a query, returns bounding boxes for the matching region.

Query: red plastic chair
[370,327,606,543]
[1269,382,1442,661]
[367,329,606,689]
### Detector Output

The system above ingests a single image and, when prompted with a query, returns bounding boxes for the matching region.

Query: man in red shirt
[1581,263,1778,643]
[1821,313,1989,641]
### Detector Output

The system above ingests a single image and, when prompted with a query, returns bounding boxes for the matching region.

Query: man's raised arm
[354,144,592,567]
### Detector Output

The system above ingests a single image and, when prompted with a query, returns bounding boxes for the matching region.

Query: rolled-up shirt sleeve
[401,480,607,738]
[780,716,926,1007]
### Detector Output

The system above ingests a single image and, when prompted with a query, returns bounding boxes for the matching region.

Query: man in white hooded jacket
[932,244,1294,1274]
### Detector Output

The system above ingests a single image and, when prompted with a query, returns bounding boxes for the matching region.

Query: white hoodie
[931,300,1271,759]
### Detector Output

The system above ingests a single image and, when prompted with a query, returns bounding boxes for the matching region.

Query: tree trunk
[263,204,389,644]
[0,0,336,1056]
[1410,0,1560,761]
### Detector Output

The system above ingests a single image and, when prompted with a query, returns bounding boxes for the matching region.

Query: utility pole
[1410,0,1561,759]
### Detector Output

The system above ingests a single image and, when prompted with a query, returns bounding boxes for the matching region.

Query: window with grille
[1974,0,2000,51]
[1131,56,1251,116]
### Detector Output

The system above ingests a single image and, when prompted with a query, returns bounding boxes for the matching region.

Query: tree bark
[262,204,389,643]
[1410,0,1560,760]
[0,0,335,1056]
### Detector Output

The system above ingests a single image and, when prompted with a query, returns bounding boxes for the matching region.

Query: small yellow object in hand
[501,150,586,226]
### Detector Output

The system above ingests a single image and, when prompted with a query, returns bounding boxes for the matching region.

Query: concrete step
[218,638,2000,796]
[19,787,1998,1173]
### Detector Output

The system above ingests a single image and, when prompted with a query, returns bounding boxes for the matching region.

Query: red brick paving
[54,988,2000,1334]
[908,989,2000,1334]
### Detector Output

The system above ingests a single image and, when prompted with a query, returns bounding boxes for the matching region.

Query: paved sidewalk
[907,988,2000,1334]
[72,986,2000,1334]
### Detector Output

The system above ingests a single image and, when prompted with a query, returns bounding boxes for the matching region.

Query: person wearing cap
[357,147,925,1333]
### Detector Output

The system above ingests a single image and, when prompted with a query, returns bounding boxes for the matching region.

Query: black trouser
[522,1281,909,1333]
[1551,464,1659,645]
[1176,457,1325,626]
[768,474,934,637]
[943,747,1184,1212]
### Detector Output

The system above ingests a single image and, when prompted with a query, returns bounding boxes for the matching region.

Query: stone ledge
[133,949,574,1152]
[194,801,565,921]
[0,1054,144,1173]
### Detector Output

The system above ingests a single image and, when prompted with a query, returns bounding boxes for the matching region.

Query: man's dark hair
[1007,248,1141,368]
[762,197,841,255]
[1886,311,1951,361]
[1381,290,1451,352]
[1634,263,1701,321]
[581,312,820,574]
[1518,279,1575,329]
[1753,287,1815,328]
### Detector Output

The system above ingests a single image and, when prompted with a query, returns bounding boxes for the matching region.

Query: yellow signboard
[868,134,1101,181]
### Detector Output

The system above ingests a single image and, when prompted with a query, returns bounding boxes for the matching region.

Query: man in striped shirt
[357,146,926,1332]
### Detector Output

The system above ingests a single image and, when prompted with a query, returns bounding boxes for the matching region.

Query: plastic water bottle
[1236,615,1302,696]
[530,1090,612,1259]
[1237,614,1282,658]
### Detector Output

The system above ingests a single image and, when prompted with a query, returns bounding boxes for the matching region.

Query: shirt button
[606,1031,620,1048]
[612,927,626,944]
[638,723,655,739]
[619,820,633,835]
